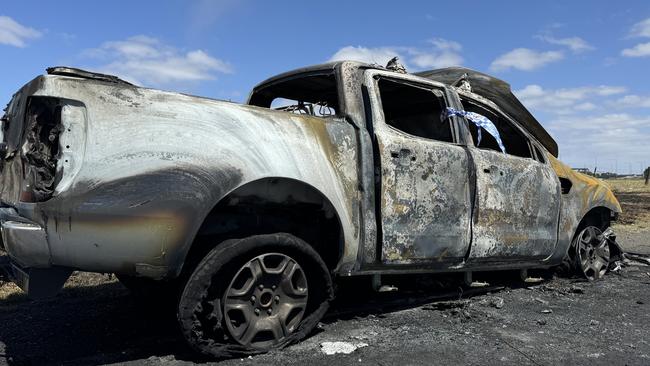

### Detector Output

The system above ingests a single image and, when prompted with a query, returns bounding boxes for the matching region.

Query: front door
[460,96,561,261]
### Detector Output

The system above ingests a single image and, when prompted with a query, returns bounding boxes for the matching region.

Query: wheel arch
[573,206,615,241]
[178,177,347,277]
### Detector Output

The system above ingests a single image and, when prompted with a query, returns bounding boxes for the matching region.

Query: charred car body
[0,61,621,356]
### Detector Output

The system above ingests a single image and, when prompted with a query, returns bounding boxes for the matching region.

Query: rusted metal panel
[0,61,625,281]
[377,132,472,263]
[3,74,362,277]
[335,62,379,268]
[362,70,472,265]
[468,149,561,260]
[546,155,622,264]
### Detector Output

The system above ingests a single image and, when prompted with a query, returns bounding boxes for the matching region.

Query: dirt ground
[0,179,648,366]
[607,179,650,255]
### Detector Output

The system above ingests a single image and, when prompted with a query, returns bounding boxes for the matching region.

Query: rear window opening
[270,98,336,117]
[248,73,340,117]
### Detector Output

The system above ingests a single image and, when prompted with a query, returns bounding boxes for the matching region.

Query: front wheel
[177,234,333,357]
[573,226,610,280]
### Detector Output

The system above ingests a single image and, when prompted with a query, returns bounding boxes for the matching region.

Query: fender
[545,155,621,264]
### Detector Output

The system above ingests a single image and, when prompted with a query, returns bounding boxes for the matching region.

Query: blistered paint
[548,155,620,213]
[377,132,472,263]
[469,149,561,260]
[360,70,473,265]
[5,74,361,277]
[1,62,624,280]
[546,154,621,264]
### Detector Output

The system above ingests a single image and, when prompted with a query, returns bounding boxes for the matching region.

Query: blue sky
[1,0,649,173]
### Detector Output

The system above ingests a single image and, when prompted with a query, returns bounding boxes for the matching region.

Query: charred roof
[416,67,558,157]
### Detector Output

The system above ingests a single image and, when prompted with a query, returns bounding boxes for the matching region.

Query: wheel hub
[223,253,308,349]
[257,290,274,308]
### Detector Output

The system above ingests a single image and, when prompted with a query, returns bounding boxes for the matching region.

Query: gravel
[0,226,648,365]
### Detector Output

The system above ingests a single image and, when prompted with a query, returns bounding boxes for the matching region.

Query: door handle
[483,165,498,174]
[390,149,415,166]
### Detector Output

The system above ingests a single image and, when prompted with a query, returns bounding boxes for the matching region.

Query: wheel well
[578,207,612,232]
[570,206,612,248]
[184,178,344,273]
[564,206,614,270]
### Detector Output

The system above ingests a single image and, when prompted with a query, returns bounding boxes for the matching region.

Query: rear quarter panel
[22,76,361,278]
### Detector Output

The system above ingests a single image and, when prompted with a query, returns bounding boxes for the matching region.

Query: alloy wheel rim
[223,253,308,349]
[576,226,610,280]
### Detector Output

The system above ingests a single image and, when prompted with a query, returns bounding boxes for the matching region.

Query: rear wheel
[573,226,610,280]
[223,252,309,348]
[177,233,333,357]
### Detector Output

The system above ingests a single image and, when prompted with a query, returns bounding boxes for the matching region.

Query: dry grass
[0,268,119,302]
[605,178,650,228]
[0,281,21,301]
[605,178,650,193]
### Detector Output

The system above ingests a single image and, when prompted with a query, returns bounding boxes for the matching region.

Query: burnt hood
[416,67,558,157]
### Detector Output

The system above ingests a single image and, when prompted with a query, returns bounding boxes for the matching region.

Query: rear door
[365,71,472,265]
[460,95,561,261]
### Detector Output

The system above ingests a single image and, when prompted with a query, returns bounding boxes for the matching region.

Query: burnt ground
[608,179,650,255]
[0,180,648,366]
[0,258,649,366]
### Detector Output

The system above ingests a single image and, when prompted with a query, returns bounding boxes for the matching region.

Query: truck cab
[246,61,588,273]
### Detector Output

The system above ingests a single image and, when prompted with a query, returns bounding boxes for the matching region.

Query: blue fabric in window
[442,107,507,153]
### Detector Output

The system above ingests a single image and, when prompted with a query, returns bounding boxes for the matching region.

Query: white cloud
[629,17,650,38]
[622,18,650,58]
[515,84,626,114]
[409,38,463,69]
[490,48,564,71]
[0,15,41,47]
[329,37,463,71]
[547,113,650,170]
[536,35,594,53]
[621,42,650,57]
[613,94,650,108]
[83,35,232,86]
[550,113,648,131]
[574,102,597,111]
[329,46,403,67]
[429,38,462,52]
[515,83,648,172]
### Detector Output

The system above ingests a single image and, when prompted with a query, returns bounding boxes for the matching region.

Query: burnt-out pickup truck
[0,61,620,356]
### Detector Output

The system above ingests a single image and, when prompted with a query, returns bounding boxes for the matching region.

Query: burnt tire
[177,233,334,358]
